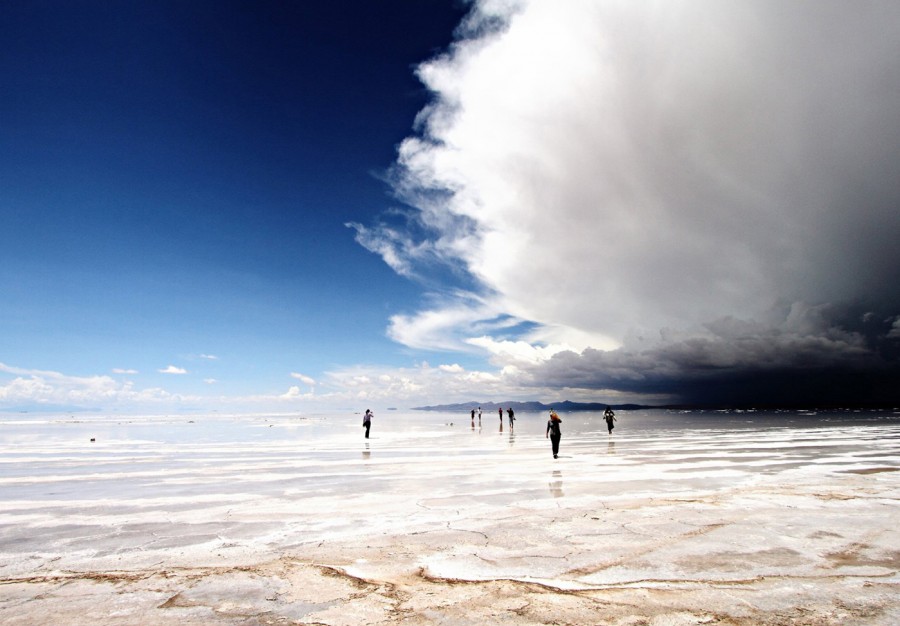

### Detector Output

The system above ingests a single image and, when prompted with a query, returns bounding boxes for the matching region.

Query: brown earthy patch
[675,547,807,573]
[843,467,900,475]
[825,545,900,569]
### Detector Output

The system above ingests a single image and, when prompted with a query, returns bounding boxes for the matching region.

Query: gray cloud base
[527,302,900,406]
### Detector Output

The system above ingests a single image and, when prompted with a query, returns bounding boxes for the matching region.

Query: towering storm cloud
[354,0,900,405]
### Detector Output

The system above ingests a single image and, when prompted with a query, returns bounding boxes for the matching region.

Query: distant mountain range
[412,400,650,412]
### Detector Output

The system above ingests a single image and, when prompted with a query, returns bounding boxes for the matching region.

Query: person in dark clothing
[603,406,616,435]
[363,409,373,438]
[507,407,515,429]
[546,409,562,458]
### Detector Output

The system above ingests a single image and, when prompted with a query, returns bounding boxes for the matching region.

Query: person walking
[603,406,616,435]
[546,409,562,458]
[477,407,482,424]
[363,409,373,438]
[507,407,515,429]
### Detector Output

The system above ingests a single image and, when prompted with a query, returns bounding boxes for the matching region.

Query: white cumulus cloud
[354,0,900,405]
[0,362,190,410]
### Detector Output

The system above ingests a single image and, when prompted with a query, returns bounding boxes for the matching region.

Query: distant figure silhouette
[604,406,616,435]
[363,409,373,438]
[507,407,515,429]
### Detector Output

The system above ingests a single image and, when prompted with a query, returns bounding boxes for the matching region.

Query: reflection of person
[363,409,373,438]
[507,407,515,429]
[549,470,563,498]
[603,406,616,435]
[546,409,562,458]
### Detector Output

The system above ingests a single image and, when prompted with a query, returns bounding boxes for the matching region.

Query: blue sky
[3,1,900,413]
[1,0,470,411]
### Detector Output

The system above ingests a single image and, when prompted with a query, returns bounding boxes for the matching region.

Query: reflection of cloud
[354,0,900,405]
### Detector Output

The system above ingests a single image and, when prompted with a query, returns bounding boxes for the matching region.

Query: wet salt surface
[1,409,899,625]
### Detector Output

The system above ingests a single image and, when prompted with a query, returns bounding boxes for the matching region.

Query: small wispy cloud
[199,354,218,360]
[204,378,217,384]
[888,317,900,339]
[1,362,64,378]
[112,368,138,375]
[159,365,188,375]
[290,372,316,386]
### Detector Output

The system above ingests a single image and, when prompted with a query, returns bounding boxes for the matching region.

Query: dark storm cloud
[527,303,900,406]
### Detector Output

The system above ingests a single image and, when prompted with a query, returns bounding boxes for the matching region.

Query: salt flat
[1,409,898,625]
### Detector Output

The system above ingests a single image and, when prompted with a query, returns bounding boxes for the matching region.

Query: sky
[2,0,900,414]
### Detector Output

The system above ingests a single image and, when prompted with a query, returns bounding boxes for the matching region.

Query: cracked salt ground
[1,409,898,624]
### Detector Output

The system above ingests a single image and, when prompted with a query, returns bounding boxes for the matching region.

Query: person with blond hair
[546,409,562,458]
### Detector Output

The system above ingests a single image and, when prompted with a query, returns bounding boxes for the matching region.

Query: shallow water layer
[1,409,898,625]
